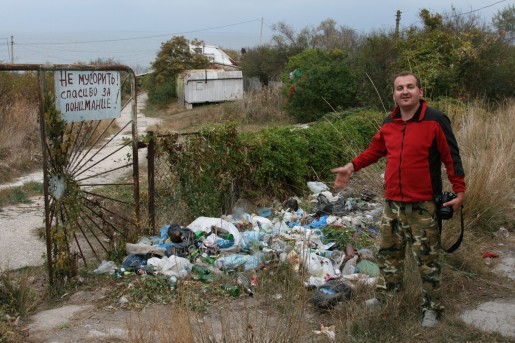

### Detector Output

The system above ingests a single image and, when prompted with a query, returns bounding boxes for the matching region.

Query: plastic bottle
[192,264,210,275]
[195,231,207,240]
[319,287,337,295]
[169,275,178,291]
[200,252,216,265]
[114,267,125,278]
[237,272,254,296]
[191,264,214,282]
[221,284,240,297]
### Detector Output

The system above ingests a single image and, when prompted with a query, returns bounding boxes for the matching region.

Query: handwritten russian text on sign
[54,71,121,122]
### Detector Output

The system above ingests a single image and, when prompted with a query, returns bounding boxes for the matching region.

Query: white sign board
[54,70,121,122]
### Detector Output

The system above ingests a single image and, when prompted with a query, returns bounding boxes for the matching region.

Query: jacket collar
[391,100,427,122]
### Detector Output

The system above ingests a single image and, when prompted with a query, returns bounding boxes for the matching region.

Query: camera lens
[439,206,454,220]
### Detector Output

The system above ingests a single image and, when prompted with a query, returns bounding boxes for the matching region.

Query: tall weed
[215,86,291,126]
[454,100,515,232]
[0,93,41,183]
[0,269,38,319]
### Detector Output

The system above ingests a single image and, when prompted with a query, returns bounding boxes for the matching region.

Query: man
[331,72,465,327]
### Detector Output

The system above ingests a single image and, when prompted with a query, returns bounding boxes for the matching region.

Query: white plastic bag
[187,217,246,249]
[307,181,329,194]
[250,215,273,231]
[147,256,191,277]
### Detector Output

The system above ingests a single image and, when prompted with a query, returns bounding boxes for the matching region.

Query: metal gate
[0,64,141,286]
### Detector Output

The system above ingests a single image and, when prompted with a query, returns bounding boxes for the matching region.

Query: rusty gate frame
[0,63,140,286]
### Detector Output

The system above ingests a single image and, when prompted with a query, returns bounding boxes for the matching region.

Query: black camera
[434,192,457,220]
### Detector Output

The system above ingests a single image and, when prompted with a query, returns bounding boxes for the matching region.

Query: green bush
[146,36,210,106]
[240,45,291,85]
[162,123,244,217]
[161,109,383,217]
[144,74,177,106]
[280,49,359,122]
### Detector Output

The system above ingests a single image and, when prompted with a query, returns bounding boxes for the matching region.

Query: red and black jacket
[352,100,466,202]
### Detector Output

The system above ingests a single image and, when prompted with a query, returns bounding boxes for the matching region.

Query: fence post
[147,131,156,235]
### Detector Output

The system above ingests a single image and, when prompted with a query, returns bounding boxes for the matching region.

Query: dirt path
[0,197,45,270]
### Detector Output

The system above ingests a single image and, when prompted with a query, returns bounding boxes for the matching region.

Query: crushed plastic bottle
[93,260,117,275]
[237,272,254,296]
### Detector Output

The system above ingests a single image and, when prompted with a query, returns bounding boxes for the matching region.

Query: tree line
[146,6,515,122]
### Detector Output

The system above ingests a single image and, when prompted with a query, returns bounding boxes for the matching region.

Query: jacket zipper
[399,122,407,200]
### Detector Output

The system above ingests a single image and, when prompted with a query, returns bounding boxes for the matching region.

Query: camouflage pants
[375,200,443,315]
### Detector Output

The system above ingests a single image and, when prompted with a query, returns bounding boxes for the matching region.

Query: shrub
[159,109,383,218]
[280,49,359,122]
[147,36,210,106]
[145,74,177,106]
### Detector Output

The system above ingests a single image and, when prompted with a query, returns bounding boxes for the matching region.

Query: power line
[401,0,511,28]
[17,19,261,46]
[19,43,157,55]
[461,0,509,14]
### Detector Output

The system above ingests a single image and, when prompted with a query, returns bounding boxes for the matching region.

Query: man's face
[393,75,423,108]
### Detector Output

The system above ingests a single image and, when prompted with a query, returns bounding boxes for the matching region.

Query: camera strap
[438,206,464,253]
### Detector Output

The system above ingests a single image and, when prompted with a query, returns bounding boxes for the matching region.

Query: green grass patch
[0,181,43,209]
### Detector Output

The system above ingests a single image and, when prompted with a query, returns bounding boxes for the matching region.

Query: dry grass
[0,94,41,183]
[214,86,291,128]
[126,306,197,343]
[0,267,41,319]
[453,100,515,232]
[124,264,315,343]
[118,244,514,342]
[0,94,119,185]
[145,86,292,134]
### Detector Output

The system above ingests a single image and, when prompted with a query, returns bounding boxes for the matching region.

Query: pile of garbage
[94,181,384,307]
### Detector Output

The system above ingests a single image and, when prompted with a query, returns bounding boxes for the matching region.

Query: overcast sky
[0,0,512,68]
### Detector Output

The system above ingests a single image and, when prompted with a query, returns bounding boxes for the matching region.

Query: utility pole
[10,35,14,64]
[260,17,263,45]
[395,10,401,37]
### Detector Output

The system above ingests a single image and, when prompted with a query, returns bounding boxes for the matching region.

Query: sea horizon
[0,30,265,72]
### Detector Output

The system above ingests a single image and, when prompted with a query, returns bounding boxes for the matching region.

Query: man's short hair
[393,71,422,88]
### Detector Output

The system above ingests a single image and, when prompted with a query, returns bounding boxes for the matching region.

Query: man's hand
[331,163,354,190]
[443,191,465,212]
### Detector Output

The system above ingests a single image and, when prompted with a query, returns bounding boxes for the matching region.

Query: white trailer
[177,69,244,109]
